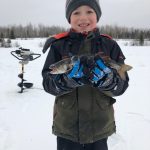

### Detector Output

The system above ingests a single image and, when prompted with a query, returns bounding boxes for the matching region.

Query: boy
[42,0,129,150]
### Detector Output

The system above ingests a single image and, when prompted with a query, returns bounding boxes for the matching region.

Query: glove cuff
[96,71,117,91]
[63,74,85,88]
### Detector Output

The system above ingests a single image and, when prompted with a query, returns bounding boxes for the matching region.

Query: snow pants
[57,137,108,150]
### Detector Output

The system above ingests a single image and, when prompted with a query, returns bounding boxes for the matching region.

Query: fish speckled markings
[49,56,79,74]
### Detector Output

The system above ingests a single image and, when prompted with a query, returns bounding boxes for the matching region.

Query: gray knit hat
[65,0,102,23]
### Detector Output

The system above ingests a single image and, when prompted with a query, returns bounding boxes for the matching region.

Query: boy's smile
[78,23,89,27]
[70,5,97,33]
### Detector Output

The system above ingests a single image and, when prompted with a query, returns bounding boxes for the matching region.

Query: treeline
[0,24,150,39]
[100,25,150,40]
[0,24,66,39]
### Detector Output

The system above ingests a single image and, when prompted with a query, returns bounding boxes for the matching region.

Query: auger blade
[23,82,33,88]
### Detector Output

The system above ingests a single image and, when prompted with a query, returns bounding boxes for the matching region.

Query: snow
[0,38,150,150]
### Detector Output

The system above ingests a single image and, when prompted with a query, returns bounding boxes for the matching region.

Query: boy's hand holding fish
[87,55,113,84]
[86,55,118,90]
[67,57,84,79]
[49,54,132,90]
[49,56,87,86]
[49,56,85,79]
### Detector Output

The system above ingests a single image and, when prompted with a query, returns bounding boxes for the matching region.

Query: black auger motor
[11,47,41,93]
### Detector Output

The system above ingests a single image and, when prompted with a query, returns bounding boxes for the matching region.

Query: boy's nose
[79,14,88,21]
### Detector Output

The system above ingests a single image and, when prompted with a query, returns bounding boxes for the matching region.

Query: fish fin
[121,64,133,72]
[118,64,133,80]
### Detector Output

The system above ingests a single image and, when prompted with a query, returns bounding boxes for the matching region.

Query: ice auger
[11,47,41,93]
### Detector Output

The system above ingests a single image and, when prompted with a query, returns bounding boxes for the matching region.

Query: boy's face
[70,5,97,33]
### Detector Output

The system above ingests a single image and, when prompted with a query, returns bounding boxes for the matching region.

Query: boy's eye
[87,10,94,14]
[72,11,80,15]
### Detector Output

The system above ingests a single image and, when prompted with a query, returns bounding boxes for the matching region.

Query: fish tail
[118,64,133,80]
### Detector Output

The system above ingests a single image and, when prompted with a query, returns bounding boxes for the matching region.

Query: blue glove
[90,58,112,84]
[89,56,117,90]
[67,58,84,79]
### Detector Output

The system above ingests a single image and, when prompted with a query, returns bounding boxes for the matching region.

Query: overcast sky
[0,0,150,29]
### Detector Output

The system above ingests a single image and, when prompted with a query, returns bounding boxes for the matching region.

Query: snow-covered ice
[0,38,150,150]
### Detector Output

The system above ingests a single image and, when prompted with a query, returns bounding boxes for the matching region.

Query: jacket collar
[68,28,100,40]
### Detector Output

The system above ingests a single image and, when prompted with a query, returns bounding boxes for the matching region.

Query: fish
[49,55,132,80]
[49,56,79,74]
[102,56,132,80]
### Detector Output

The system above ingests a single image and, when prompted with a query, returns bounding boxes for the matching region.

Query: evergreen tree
[0,32,4,39]
[9,28,16,39]
[139,31,144,46]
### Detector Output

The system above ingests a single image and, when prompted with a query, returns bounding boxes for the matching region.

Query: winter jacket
[42,29,129,144]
